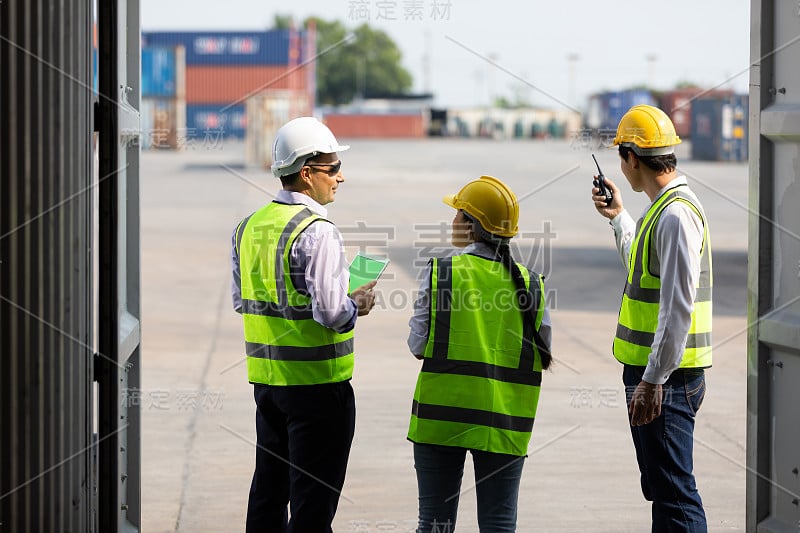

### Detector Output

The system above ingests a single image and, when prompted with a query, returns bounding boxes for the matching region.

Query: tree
[674,80,702,89]
[272,14,293,30]
[306,18,413,105]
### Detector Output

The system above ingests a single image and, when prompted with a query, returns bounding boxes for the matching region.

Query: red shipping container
[660,88,733,138]
[185,65,309,104]
[323,114,426,138]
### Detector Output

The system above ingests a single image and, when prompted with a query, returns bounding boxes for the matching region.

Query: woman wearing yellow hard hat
[407,175,553,532]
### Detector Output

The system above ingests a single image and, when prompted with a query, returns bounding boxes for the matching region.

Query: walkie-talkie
[592,154,613,206]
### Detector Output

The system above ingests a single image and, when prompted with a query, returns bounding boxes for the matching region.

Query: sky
[141,0,751,110]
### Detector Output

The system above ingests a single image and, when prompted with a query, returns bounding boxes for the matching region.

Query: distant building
[318,93,434,139]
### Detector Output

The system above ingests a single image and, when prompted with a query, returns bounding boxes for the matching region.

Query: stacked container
[659,88,734,138]
[690,95,748,162]
[141,30,314,142]
[245,90,312,168]
[140,46,186,149]
[586,89,657,131]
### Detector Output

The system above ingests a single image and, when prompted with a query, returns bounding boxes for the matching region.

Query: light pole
[488,52,499,107]
[646,54,658,89]
[567,53,580,108]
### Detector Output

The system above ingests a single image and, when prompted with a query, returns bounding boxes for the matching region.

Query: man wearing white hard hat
[231,117,377,532]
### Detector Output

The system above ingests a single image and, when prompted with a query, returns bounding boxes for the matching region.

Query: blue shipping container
[142,30,300,66]
[142,47,177,98]
[690,95,748,162]
[605,89,657,131]
[185,103,247,139]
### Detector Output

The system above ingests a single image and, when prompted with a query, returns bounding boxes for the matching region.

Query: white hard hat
[271,117,350,177]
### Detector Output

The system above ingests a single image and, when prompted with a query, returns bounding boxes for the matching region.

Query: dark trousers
[413,443,525,533]
[623,365,708,533]
[246,380,356,533]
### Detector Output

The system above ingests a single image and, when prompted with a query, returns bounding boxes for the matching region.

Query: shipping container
[142,46,186,98]
[2,3,96,530]
[245,90,313,168]
[322,113,426,138]
[659,88,734,138]
[186,103,247,139]
[428,108,448,136]
[140,98,186,149]
[606,89,657,131]
[303,22,317,110]
[93,47,98,95]
[92,22,97,94]
[690,95,748,161]
[585,93,609,130]
[587,89,657,131]
[185,65,308,104]
[748,1,800,531]
[141,30,307,66]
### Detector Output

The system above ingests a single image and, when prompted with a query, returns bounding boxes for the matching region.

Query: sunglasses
[305,160,342,175]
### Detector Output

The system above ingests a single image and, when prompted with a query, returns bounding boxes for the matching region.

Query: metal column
[97,0,142,531]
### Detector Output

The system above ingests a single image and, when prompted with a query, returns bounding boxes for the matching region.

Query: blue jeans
[413,443,525,533]
[623,365,708,533]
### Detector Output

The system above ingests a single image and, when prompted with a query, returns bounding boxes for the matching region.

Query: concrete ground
[140,138,748,532]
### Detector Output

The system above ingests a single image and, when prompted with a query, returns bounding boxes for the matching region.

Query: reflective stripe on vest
[407,254,545,456]
[237,202,354,385]
[614,185,713,368]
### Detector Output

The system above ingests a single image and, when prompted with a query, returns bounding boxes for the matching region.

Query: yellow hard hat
[443,176,519,238]
[612,105,681,156]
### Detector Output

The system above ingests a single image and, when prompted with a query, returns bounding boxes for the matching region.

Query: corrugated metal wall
[0,1,94,531]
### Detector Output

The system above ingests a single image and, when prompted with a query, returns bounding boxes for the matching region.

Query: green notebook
[349,253,389,291]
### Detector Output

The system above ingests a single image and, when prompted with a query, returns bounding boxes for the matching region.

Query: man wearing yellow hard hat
[407,176,552,531]
[591,105,712,531]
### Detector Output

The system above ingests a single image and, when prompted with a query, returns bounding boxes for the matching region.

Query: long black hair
[465,212,552,370]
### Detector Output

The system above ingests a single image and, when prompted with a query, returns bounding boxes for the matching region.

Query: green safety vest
[614,185,713,368]
[408,254,546,457]
[235,202,354,386]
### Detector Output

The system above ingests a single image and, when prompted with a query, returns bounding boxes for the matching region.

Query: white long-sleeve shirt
[610,176,705,384]
[407,242,552,357]
[231,190,357,333]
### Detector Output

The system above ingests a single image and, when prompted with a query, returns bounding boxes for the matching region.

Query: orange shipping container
[323,114,426,138]
[185,65,309,104]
